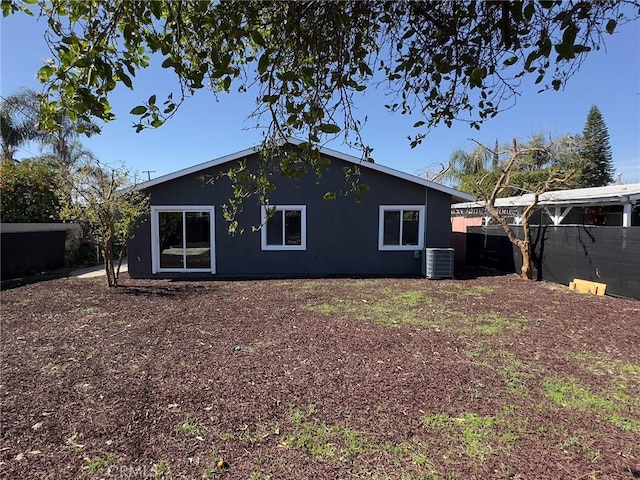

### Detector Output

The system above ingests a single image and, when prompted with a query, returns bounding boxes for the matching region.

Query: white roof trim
[136,138,475,203]
[452,183,640,209]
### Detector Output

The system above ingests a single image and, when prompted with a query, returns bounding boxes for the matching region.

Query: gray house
[128,139,473,279]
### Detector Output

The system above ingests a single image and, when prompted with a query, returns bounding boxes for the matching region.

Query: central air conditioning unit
[424,248,454,279]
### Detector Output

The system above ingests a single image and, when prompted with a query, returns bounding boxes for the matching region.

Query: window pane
[383,210,401,245]
[402,210,420,246]
[159,212,183,268]
[185,212,211,268]
[284,210,302,245]
[266,210,283,245]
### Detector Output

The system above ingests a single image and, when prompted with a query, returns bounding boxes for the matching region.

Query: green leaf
[323,192,337,200]
[150,1,162,19]
[606,19,616,35]
[413,121,425,128]
[130,105,147,115]
[503,56,518,66]
[561,25,578,50]
[222,76,231,91]
[74,57,92,68]
[554,43,574,60]
[257,53,269,75]
[318,123,341,134]
[148,94,156,106]
[523,2,535,21]
[37,65,54,81]
[251,30,266,47]
[573,45,591,54]
[119,72,133,89]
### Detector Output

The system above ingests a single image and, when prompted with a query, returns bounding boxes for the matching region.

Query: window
[151,206,215,273]
[378,205,425,250]
[261,205,306,250]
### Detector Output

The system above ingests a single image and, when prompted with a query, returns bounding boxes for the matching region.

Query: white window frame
[378,205,425,251]
[151,205,216,274]
[261,205,307,251]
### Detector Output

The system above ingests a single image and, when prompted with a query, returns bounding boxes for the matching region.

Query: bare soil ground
[1,272,639,480]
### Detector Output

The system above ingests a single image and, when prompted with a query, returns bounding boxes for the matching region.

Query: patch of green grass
[420,409,523,460]
[82,452,115,475]
[284,405,369,460]
[566,352,640,392]
[499,356,532,397]
[472,313,524,335]
[152,460,171,478]
[65,430,85,453]
[556,433,602,462]
[309,289,446,328]
[309,286,525,337]
[248,470,262,480]
[283,404,447,478]
[543,376,640,432]
[202,454,226,479]
[313,303,337,314]
[175,413,201,436]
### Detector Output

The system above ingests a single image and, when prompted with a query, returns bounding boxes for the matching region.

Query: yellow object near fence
[569,278,607,296]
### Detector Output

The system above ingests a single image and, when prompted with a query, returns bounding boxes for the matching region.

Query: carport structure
[452,183,640,227]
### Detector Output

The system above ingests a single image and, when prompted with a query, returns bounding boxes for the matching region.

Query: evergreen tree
[579,105,614,187]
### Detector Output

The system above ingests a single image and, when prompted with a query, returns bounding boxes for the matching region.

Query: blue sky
[2,9,639,184]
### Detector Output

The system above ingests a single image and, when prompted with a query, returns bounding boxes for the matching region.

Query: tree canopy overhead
[4,0,638,154]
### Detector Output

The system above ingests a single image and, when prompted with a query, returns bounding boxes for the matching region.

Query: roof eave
[135,138,475,202]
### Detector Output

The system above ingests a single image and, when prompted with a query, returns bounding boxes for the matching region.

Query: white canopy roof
[453,183,640,209]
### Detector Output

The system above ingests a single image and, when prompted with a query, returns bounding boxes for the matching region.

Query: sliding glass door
[152,207,215,273]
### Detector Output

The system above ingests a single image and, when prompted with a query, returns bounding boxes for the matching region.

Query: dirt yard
[1,272,639,479]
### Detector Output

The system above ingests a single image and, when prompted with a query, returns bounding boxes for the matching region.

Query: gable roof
[452,183,640,209]
[136,138,475,203]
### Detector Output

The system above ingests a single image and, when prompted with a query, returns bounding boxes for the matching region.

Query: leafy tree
[578,105,614,187]
[447,133,583,197]
[4,1,636,152]
[4,1,635,224]
[0,158,61,222]
[60,157,149,287]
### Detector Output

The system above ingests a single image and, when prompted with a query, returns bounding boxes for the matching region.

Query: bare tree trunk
[103,240,116,287]
[518,235,533,280]
[115,242,126,282]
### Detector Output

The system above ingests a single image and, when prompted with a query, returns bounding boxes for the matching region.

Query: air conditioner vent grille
[425,248,454,279]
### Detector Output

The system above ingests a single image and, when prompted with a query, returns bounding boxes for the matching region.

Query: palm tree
[0,92,39,162]
[0,87,97,168]
[438,144,493,190]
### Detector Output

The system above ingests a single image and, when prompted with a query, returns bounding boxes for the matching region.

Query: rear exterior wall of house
[127,152,453,279]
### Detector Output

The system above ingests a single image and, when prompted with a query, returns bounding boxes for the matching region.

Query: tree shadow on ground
[0,268,74,291]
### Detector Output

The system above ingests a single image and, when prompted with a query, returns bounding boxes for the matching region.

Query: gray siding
[425,188,454,248]
[128,151,455,278]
